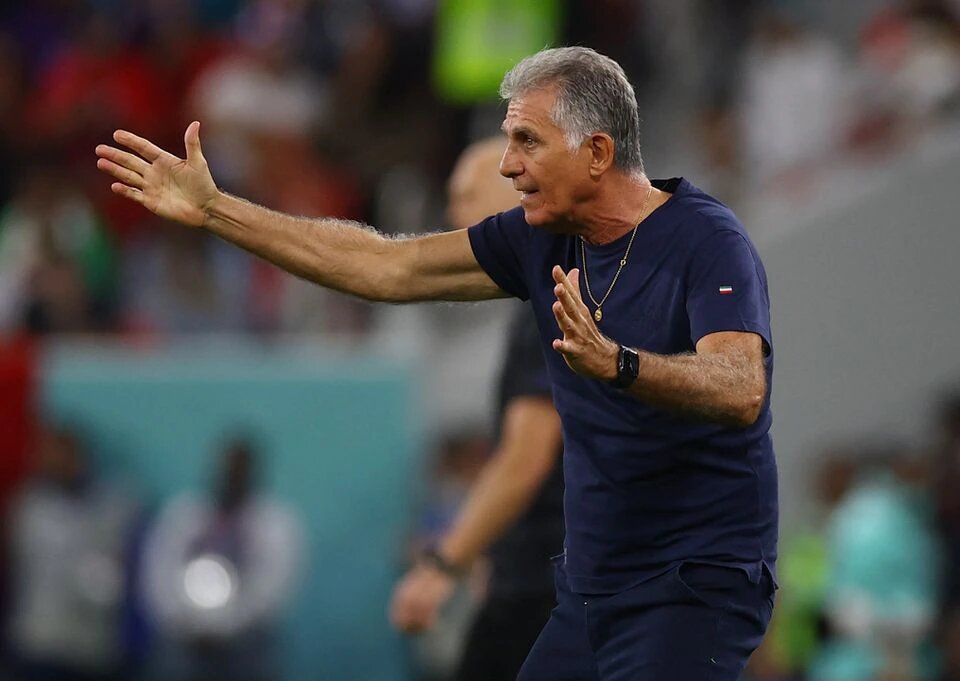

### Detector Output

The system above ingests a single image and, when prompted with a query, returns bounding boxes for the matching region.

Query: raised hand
[551,265,618,381]
[389,563,456,634]
[95,121,218,228]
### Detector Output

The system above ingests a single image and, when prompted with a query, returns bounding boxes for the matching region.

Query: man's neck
[578,174,664,246]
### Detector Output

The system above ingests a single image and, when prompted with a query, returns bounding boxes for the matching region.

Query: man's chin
[522,207,573,234]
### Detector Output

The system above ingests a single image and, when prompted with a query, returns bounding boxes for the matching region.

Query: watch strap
[420,546,466,578]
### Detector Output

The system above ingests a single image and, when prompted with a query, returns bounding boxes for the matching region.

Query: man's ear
[588,133,615,178]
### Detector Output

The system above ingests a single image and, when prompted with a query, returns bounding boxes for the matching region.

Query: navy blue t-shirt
[467,178,778,595]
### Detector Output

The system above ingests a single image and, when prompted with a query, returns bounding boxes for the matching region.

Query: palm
[95,122,216,228]
[147,155,211,227]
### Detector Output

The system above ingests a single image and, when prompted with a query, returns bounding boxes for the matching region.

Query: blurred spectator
[692,0,759,201]
[0,156,117,335]
[809,448,941,681]
[857,0,960,136]
[758,453,860,681]
[120,226,250,334]
[187,0,328,196]
[182,0,383,335]
[140,435,303,681]
[23,4,172,166]
[2,423,140,681]
[739,6,851,189]
[136,0,230,151]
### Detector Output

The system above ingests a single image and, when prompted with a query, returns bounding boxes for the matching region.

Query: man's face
[499,86,593,229]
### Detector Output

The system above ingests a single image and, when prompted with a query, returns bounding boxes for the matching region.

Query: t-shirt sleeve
[467,208,530,300]
[686,229,772,352]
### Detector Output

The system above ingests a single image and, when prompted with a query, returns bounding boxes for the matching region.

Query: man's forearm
[437,399,561,569]
[624,348,765,427]
[203,191,406,302]
[437,453,542,568]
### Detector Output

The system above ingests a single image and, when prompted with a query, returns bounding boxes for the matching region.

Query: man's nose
[499,145,521,179]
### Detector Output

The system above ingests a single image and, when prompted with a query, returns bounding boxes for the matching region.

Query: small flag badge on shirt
[719,285,734,295]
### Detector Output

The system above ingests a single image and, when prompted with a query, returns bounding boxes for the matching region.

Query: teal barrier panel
[39,341,422,681]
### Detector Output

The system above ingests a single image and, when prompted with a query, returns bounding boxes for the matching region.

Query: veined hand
[95,121,218,228]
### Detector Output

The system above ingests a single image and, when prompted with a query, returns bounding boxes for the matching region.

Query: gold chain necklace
[580,184,653,322]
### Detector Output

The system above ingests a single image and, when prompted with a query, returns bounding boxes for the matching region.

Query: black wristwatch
[420,546,466,578]
[610,345,640,390]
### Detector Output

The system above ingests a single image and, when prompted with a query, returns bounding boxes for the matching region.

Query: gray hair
[500,47,644,174]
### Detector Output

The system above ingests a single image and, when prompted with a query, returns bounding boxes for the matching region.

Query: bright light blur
[182,554,237,610]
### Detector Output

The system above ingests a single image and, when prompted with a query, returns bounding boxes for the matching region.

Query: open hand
[389,563,456,634]
[95,121,217,228]
[551,266,618,381]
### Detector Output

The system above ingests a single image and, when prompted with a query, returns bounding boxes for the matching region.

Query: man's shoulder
[670,179,744,232]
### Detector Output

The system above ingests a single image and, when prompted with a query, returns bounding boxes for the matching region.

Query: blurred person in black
[2,423,139,681]
[389,138,564,681]
[140,435,302,681]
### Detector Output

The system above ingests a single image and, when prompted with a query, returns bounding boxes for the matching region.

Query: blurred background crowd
[0,0,959,679]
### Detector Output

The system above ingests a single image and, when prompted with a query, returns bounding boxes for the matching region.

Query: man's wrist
[599,337,620,382]
[420,546,466,579]
[200,190,227,231]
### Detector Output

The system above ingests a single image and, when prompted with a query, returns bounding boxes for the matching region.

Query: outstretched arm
[95,122,507,303]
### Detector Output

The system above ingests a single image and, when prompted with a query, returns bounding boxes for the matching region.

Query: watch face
[616,346,640,389]
[624,348,640,377]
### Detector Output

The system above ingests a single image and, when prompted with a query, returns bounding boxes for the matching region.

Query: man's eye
[523,136,536,148]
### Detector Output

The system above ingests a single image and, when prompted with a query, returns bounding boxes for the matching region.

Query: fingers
[113,129,167,162]
[390,595,432,633]
[553,277,587,327]
[389,570,445,634]
[567,268,581,299]
[552,265,584,305]
[110,182,145,205]
[95,144,150,175]
[96,157,144,189]
[552,299,575,335]
[184,121,205,163]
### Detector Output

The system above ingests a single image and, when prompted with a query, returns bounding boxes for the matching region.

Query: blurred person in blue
[2,423,139,681]
[390,138,564,681]
[808,447,940,681]
[96,45,777,680]
[139,435,302,681]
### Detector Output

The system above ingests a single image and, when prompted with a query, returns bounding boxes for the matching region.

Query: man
[140,436,302,681]
[96,46,777,680]
[389,138,564,681]
[4,424,139,681]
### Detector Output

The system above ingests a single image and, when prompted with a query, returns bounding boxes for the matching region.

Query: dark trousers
[517,560,775,681]
[455,592,557,681]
